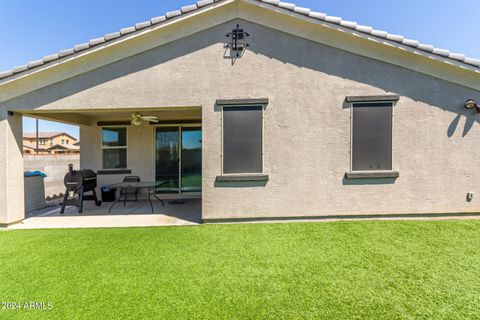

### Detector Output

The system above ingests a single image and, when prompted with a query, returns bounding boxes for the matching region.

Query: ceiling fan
[130,113,159,126]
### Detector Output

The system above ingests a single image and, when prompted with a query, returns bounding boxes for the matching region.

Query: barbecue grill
[60,164,101,213]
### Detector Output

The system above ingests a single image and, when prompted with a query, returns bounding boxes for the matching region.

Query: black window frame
[221,104,264,175]
[351,101,394,172]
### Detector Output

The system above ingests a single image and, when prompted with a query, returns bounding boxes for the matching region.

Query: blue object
[24,171,47,178]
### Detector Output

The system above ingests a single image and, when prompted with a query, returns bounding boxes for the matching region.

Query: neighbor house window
[102,127,127,169]
[222,105,263,174]
[352,102,393,171]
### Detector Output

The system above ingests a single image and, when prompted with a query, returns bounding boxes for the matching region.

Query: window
[222,106,263,174]
[352,102,393,171]
[102,127,127,169]
[61,139,65,144]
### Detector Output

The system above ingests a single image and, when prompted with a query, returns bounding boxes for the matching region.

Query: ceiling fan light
[131,119,143,126]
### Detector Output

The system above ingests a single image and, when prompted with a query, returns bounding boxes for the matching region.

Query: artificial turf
[1,220,480,319]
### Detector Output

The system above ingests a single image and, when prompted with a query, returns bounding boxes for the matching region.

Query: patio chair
[120,176,140,206]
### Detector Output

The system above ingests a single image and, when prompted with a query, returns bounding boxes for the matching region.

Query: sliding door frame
[153,123,202,198]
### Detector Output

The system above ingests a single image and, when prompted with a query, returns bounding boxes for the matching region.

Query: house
[22,144,39,155]
[47,143,80,154]
[1,0,480,226]
[22,132,79,154]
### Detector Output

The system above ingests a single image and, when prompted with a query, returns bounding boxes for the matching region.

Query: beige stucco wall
[2,18,480,221]
[0,112,24,224]
[80,122,155,187]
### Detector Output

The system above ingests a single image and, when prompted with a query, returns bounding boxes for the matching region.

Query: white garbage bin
[24,173,46,212]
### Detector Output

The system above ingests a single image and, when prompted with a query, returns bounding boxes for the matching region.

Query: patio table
[107,180,167,213]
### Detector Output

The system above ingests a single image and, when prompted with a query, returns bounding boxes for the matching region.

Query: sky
[2,0,479,139]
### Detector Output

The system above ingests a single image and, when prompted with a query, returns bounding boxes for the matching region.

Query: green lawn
[1,221,480,319]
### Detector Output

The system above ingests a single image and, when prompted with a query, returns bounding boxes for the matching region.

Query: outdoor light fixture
[464,99,480,113]
[226,24,250,57]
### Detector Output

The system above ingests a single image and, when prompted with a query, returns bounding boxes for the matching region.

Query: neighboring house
[22,144,38,155]
[1,0,480,226]
[47,143,80,154]
[23,132,79,154]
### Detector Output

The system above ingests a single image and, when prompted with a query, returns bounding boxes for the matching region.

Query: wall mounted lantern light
[226,24,250,57]
[464,99,480,113]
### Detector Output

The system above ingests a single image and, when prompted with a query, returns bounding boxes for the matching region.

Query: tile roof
[47,144,80,151]
[23,132,68,139]
[0,0,479,80]
[23,143,49,150]
[23,142,80,151]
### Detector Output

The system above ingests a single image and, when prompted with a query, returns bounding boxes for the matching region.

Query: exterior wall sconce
[226,24,250,57]
[464,99,480,113]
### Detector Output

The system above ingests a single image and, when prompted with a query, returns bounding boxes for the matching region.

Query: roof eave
[0,0,479,96]
[0,0,232,86]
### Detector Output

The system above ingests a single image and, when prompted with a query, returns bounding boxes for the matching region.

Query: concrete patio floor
[10,198,480,230]
[9,198,201,229]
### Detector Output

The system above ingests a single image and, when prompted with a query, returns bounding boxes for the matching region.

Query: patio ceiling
[19,106,202,125]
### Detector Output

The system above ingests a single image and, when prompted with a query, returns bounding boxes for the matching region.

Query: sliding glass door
[155,125,201,194]
[155,127,180,193]
[181,127,202,193]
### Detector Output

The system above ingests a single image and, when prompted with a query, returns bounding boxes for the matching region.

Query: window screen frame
[101,126,128,169]
[221,104,265,175]
[350,101,395,172]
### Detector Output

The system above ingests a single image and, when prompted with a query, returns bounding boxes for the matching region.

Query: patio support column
[0,111,24,226]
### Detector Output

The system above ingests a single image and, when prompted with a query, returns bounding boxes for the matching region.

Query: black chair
[120,176,140,206]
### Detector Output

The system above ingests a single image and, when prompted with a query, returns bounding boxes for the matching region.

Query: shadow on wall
[0,24,224,111]
[214,180,268,188]
[448,113,477,137]
[242,21,480,139]
[1,19,479,134]
[342,177,397,186]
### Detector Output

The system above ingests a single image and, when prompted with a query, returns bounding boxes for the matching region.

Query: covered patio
[1,106,204,228]
[11,198,201,229]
